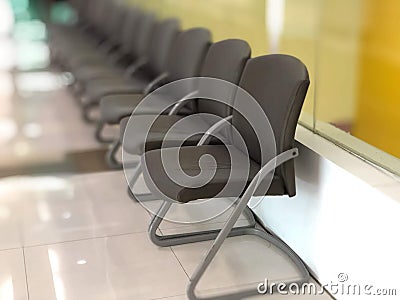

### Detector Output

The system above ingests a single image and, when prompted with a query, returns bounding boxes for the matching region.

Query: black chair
[79,11,160,121]
[47,0,91,44]
[66,8,147,89]
[94,27,211,150]
[64,2,131,72]
[92,18,180,143]
[50,0,117,68]
[70,9,154,86]
[121,39,251,203]
[140,54,310,300]
[96,27,212,167]
[48,0,96,48]
[80,16,181,122]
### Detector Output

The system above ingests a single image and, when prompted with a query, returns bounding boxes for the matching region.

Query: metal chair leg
[148,200,257,247]
[95,122,114,143]
[128,187,158,203]
[186,149,309,300]
[126,162,158,203]
[187,226,310,299]
[186,197,310,299]
[106,140,122,169]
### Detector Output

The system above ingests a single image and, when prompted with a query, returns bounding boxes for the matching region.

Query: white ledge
[295,125,400,202]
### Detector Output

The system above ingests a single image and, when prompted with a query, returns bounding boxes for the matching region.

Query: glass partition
[130,0,400,176]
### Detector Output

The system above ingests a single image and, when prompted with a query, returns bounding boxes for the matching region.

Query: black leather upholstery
[146,19,180,78]
[166,28,211,83]
[143,145,286,203]
[142,54,309,202]
[96,28,211,112]
[73,17,179,85]
[119,9,142,56]
[118,39,251,152]
[232,55,309,196]
[197,39,251,122]
[131,13,157,60]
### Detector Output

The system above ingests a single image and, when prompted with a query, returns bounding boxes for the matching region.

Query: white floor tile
[0,171,150,249]
[0,248,29,300]
[24,233,188,300]
[151,295,187,300]
[0,87,101,169]
[0,190,23,250]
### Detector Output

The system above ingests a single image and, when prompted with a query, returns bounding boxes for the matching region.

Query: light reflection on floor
[0,0,13,36]
[0,2,105,174]
[0,117,18,144]
[16,72,65,93]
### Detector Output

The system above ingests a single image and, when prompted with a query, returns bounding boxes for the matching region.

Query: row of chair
[49,0,311,299]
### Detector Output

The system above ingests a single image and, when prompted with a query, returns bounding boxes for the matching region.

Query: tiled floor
[0,75,101,169]
[0,171,334,300]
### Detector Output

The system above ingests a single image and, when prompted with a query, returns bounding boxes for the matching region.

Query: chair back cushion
[147,19,180,77]
[166,28,211,82]
[197,39,251,120]
[131,13,156,59]
[232,54,309,196]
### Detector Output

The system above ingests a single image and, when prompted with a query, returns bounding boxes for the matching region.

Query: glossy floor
[0,171,334,300]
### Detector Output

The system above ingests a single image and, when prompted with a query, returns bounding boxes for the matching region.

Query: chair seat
[85,78,149,104]
[67,51,110,70]
[99,93,193,123]
[121,114,214,155]
[52,35,95,50]
[53,40,101,64]
[100,95,144,124]
[74,65,124,83]
[48,24,81,40]
[142,145,285,203]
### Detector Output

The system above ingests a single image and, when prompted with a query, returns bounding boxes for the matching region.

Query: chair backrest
[108,3,128,45]
[83,0,99,27]
[130,12,156,59]
[166,28,211,82]
[91,0,110,35]
[120,8,142,55]
[76,0,94,24]
[197,39,251,121]
[69,0,85,17]
[232,54,309,196]
[145,19,180,78]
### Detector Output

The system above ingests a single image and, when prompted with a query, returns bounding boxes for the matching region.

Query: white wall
[252,126,400,299]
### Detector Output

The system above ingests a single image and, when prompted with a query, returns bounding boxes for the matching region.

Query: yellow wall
[315,0,362,124]
[279,0,319,123]
[353,0,400,158]
[129,0,268,56]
